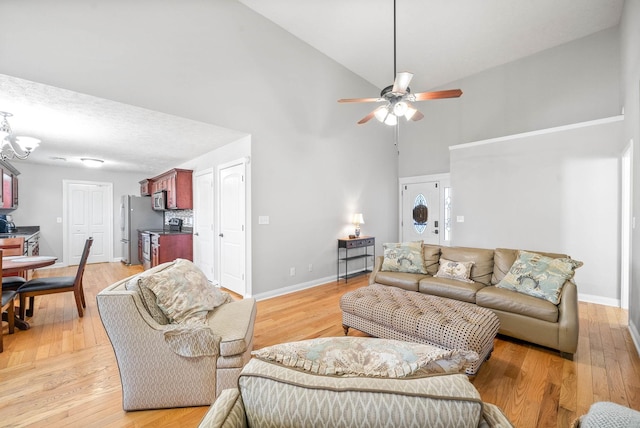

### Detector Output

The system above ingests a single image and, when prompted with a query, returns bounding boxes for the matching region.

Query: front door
[66,181,111,265]
[401,181,440,245]
[194,170,215,282]
[219,162,246,296]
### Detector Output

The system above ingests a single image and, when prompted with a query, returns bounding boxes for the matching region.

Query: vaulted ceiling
[0,0,624,173]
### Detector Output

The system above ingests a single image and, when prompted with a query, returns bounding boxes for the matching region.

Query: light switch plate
[456,216,465,223]
[258,216,269,225]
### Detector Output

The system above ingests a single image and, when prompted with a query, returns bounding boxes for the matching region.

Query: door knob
[194,232,199,236]
[219,233,224,237]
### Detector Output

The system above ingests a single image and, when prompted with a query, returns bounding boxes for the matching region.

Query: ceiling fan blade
[392,72,413,94]
[410,110,424,121]
[338,97,381,103]
[413,89,463,101]
[357,107,383,124]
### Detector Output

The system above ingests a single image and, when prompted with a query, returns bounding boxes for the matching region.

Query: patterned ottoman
[340,284,500,375]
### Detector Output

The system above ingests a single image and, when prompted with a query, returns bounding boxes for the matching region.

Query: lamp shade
[352,213,364,225]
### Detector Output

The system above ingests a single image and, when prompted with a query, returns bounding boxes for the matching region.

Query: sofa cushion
[374,270,427,291]
[440,246,494,285]
[496,250,583,304]
[419,276,486,303]
[381,241,428,274]
[239,358,485,428]
[252,337,477,378]
[140,258,232,324]
[492,248,568,285]
[434,257,474,283]
[476,286,559,323]
[422,244,441,275]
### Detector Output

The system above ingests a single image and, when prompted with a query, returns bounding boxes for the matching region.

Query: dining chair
[1,251,18,352]
[18,238,93,320]
[0,237,27,280]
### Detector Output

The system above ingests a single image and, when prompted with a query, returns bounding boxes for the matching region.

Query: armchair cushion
[140,258,232,324]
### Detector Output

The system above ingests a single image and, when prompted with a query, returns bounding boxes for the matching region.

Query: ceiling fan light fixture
[384,113,398,126]
[374,106,390,123]
[393,101,408,116]
[404,105,417,120]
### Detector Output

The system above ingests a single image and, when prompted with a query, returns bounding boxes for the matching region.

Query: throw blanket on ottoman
[340,284,500,375]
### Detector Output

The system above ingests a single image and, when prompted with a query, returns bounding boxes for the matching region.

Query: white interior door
[401,181,441,245]
[219,162,246,295]
[194,170,215,283]
[66,182,111,265]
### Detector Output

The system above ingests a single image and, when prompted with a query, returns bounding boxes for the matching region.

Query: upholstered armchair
[97,260,256,411]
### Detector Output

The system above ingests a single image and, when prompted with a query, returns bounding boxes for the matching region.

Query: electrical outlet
[289,267,295,276]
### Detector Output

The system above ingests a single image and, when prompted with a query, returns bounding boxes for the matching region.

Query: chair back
[0,237,24,256]
[74,238,93,289]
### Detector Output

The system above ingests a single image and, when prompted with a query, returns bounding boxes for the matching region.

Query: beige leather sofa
[369,245,579,358]
[198,358,514,428]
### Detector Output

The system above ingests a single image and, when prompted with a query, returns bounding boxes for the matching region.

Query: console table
[337,236,375,283]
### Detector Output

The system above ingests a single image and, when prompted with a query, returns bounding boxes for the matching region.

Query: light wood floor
[1,262,639,427]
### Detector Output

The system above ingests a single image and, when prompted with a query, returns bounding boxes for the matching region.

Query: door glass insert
[412,193,428,234]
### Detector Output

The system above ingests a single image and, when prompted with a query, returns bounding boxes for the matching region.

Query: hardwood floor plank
[1,263,639,427]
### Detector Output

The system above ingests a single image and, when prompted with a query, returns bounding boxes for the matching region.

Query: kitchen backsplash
[164,210,193,228]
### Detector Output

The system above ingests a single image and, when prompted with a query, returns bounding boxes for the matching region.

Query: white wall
[0,1,399,296]
[620,0,640,345]
[398,27,621,177]
[10,162,143,261]
[450,118,624,303]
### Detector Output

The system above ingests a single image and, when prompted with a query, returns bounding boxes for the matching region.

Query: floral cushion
[380,241,427,274]
[434,258,475,283]
[496,250,583,304]
[139,258,232,324]
[124,261,177,325]
[252,337,478,378]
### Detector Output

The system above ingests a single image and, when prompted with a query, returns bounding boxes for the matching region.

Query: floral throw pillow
[252,337,478,378]
[434,258,475,283]
[139,258,232,324]
[380,241,427,274]
[496,250,583,304]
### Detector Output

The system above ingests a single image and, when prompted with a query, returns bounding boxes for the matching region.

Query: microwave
[152,190,166,210]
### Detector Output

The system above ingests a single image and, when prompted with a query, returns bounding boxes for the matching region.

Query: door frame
[621,140,633,309]
[216,157,252,297]
[62,179,113,266]
[193,168,216,283]
[398,173,451,245]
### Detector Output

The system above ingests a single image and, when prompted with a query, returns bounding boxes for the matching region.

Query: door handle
[219,233,224,237]
[194,232,199,236]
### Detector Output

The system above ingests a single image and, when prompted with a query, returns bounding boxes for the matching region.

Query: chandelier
[0,111,40,160]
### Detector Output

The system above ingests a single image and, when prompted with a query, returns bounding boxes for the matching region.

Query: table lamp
[352,213,364,238]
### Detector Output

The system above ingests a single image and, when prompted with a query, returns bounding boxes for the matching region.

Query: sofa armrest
[198,389,247,428]
[369,256,384,285]
[557,280,579,355]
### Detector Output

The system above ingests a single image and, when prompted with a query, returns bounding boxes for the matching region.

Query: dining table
[2,255,58,330]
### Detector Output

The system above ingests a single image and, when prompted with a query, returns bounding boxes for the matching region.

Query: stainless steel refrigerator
[120,195,164,265]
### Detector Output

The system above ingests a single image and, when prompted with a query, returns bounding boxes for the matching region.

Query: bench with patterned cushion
[340,284,500,375]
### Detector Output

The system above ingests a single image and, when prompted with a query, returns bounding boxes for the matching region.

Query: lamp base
[355,227,361,238]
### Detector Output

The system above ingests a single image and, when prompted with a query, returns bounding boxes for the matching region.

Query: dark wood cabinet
[150,233,193,267]
[150,168,193,210]
[139,179,152,196]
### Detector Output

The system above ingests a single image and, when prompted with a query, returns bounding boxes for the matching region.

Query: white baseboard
[578,293,620,307]
[252,274,338,301]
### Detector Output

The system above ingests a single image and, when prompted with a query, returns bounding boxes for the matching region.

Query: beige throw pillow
[434,258,475,283]
[380,241,427,274]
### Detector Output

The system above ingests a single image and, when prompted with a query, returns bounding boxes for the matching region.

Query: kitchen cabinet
[150,168,193,210]
[1,169,18,209]
[139,179,152,196]
[150,232,193,267]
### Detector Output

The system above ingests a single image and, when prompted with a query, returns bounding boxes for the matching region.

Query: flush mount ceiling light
[0,111,41,160]
[338,0,463,126]
[80,158,104,168]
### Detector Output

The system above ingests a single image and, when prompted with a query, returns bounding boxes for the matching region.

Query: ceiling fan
[338,0,462,126]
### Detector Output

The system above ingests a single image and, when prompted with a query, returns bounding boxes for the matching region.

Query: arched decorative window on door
[412,193,428,234]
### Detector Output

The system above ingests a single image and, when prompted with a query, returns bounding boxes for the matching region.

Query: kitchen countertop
[140,228,193,236]
[0,226,40,240]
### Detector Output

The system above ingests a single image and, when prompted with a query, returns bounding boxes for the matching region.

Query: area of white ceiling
[0,74,248,174]
[239,0,624,90]
[0,0,624,174]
